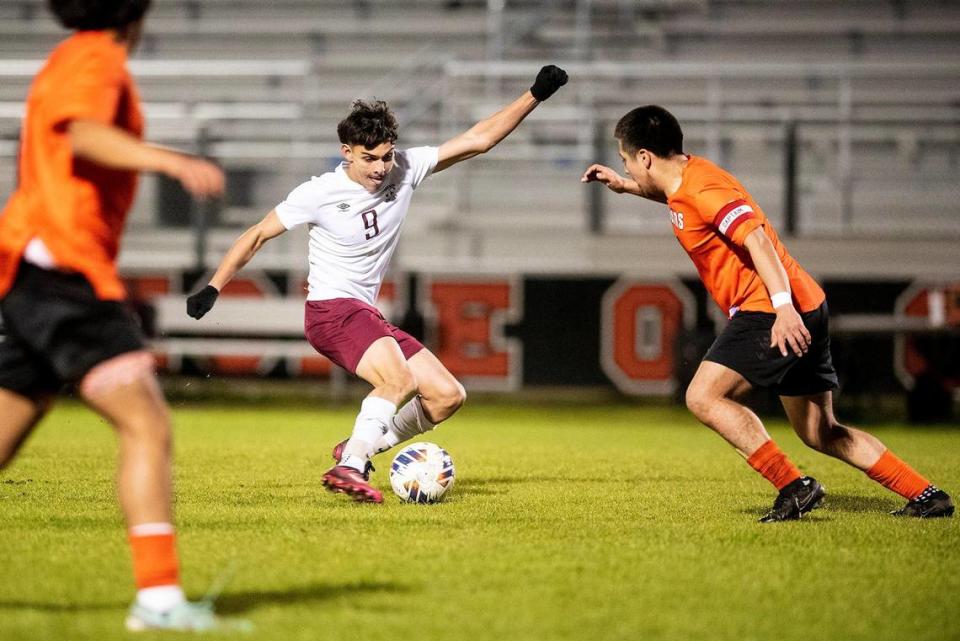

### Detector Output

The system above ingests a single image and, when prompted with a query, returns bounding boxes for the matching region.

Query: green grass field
[1,400,958,641]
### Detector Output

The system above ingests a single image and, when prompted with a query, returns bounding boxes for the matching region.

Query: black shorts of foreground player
[187,65,568,503]
[582,105,952,522]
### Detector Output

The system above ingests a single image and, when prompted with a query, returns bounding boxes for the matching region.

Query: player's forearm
[620,179,643,196]
[581,164,644,196]
[208,226,267,290]
[744,229,792,303]
[465,92,539,154]
[437,67,565,172]
[67,119,183,175]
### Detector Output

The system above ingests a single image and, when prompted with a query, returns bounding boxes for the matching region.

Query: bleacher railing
[440,60,960,237]
[0,58,958,248]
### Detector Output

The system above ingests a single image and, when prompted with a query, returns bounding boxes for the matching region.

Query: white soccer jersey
[274,146,439,304]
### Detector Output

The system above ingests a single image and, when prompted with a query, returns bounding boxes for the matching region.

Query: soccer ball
[389,442,455,503]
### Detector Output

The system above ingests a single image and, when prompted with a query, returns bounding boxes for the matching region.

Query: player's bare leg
[355,336,419,407]
[324,337,416,503]
[686,360,824,521]
[780,392,884,469]
[79,352,190,625]
[406,349,465,423]
[80,355,173,526]
[783,391,953,517]
[0,389,52,469]
[685,361,768,455]
[80,352,247,630]
[369,349,466,454]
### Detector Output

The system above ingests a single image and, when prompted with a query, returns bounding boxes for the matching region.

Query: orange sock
[747,440,802,490]
[128,523,181,589]
[866,450,931,500]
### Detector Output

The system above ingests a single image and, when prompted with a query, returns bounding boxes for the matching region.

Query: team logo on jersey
[337,203,350,211]
[383,183,398,202]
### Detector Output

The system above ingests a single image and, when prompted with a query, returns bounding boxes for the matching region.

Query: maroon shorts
[304,298,425,375]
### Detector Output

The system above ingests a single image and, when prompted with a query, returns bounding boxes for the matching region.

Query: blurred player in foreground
[187,66,568,503]
[582,105,953,522]
[0,0,244,631]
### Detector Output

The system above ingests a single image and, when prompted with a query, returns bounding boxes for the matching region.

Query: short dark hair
[614,105,684,157]
[49,0,152,30]
[337,99,399,149]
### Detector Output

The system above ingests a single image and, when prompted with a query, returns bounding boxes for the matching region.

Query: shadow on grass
[741,492,900,516]
[0,580,408,615]
[458,475,646,492]
[454,477,534,495]
[817,492,900,514]
[216,580,407,614]
[0,601,123,613]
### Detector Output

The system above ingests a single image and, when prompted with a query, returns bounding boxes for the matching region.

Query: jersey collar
[333,162,370,192]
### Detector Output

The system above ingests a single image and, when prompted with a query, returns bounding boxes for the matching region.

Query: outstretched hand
[581,164,628,193]
[530,65,568,101]
[186,285,219,320]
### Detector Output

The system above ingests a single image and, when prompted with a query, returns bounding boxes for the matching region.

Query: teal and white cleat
[125,601,251,633]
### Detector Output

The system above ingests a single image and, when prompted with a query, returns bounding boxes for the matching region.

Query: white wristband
[770,291,792,309]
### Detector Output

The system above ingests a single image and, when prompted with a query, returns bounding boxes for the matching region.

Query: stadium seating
[0,0,957,271]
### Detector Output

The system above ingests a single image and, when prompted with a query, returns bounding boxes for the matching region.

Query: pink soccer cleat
[322,465,383,503]
[331,438,348,463]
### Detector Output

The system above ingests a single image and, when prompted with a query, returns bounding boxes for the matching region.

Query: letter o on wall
[600,279,695,395]
[894,281,960,390]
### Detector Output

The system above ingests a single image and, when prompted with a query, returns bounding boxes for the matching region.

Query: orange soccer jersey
[666,155,824,317]
[0,31,144,301]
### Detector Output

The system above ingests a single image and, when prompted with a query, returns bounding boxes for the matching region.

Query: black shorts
[703,301,839,397]
[0,261,146,398]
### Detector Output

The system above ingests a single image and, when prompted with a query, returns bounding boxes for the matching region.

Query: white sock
[136,585,186,613]
[342,396,397,471]
[374,430,402,454]
[374,396,436,454]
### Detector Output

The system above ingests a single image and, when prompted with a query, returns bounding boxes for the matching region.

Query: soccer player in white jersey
[187,65,568,502]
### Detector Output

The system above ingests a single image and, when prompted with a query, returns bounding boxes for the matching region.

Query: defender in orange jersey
[0,1,244,631]
[583,105,952,522]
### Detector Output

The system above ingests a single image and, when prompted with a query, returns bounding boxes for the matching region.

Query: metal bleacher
[0,0,957,279]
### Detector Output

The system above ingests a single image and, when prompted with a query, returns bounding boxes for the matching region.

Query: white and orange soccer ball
[389,442,455,503]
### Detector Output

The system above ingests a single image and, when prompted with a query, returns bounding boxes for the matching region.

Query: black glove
[530,65,568,101]
[186,285,219,319]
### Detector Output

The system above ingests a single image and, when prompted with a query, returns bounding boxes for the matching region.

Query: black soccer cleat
[759,476,826,523]
[891,486,954,518]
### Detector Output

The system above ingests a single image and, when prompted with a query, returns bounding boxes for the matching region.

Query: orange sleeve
[696,185,763,247]
[46,49,124,129]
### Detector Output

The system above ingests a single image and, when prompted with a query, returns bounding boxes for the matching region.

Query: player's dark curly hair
[48,0,152,30]
[337,99,399,149]
[614,105,684,157]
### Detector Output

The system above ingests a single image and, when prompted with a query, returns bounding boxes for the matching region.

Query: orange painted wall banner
[117,271,952,398]
[600,279,695,395]
[419,276,522,391]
